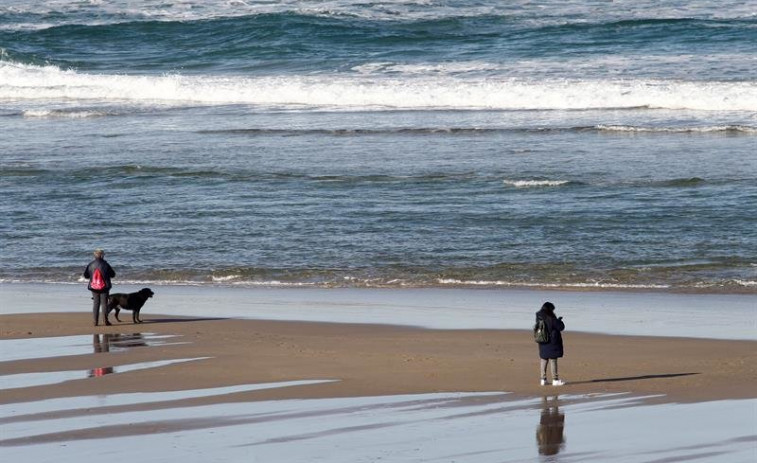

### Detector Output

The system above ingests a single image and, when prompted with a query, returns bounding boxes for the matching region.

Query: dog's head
[140,288,154,299]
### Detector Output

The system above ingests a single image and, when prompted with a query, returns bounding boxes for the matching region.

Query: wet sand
[2,312,755,406]
[2,293,756,462]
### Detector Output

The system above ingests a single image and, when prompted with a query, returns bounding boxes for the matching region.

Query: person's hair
[541,302,555,313]
[93,249,105,258]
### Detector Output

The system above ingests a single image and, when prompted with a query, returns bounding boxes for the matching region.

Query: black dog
[105,288,154,325]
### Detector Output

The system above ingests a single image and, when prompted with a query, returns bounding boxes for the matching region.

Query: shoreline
[2,282,755,340]
[2,283,755,404]
[1,313,755,405]
[3,279,757,295]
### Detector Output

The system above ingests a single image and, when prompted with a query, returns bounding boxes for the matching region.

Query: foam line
[1,61,755,111]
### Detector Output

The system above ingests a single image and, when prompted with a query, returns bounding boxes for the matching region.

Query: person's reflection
[92,333,110,354]
[536,396,565,456]
[89,334,114,377]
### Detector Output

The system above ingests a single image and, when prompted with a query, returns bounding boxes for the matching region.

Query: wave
[732,280,757,287]
[502,179,574,188]
[22,109,114,119]
[2,59,755,111]
[3,273,754,294]
[654,177,707,187]
[596,125,757,134]
[197,128,507,136]
[199,126,757,137]
[436,278,671,290]
[1,164,745,193]
[5,257,757,294]
[2,13,755,82]
[0,164,482,185]
[0,3,500,30]
[2,2,755,31]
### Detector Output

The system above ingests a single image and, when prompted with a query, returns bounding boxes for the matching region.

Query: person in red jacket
[83,248,116,326]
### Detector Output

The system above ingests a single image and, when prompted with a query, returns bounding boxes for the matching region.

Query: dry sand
[2,312,755,407]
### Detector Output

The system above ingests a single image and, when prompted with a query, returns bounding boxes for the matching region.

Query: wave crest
[597,125,757,134]
[1,59,755,111]
[503,179,572,188]
[22,109,112,119]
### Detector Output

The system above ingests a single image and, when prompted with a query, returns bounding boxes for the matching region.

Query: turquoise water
[1,1,756,291]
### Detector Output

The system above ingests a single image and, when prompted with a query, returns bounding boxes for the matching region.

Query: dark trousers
[540,358,559,379]
[92,291,108,325]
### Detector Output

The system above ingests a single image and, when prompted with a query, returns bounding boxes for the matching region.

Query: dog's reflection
[88,333,146,377]
[536,396,565,456]
[92,333,147,353]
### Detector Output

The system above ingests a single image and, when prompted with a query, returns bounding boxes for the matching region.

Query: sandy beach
[2,312,756,404]
[1,285,756,461]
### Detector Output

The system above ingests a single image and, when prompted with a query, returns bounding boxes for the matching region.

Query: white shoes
[540,378,565,386]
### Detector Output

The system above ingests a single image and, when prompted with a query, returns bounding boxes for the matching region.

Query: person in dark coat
[83,248,116,326]
[536,302,565,386]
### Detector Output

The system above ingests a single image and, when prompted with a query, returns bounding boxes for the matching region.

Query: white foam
[502,179,571,188]
[68,277,317,287]
[597,124,757,134]
[22,109,110,119]
[437,278,670,290]
[229,280,317,287]
[2,60,755,111]
[210,274,241,282]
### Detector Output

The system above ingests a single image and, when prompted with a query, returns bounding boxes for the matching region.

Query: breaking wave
[22,109,114,119]
[596,125,757,134]
[1,59,755,112]
[502,179,573,188]
[3,261,756,294]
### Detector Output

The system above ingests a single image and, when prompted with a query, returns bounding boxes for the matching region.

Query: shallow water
[1,387,754,462]
[2,284,755,340]
[0,332,180,362]
[0,332,199,389]
[0,380,336,419]
[0,357,209,390]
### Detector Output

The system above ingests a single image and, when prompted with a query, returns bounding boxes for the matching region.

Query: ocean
[1,0,756,292]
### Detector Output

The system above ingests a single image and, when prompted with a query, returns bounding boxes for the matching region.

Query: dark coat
[536,310,565,359]
[83,258,116,292]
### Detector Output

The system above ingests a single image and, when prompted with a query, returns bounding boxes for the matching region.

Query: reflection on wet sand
[0,333,204,390]
[92,333,148,354]
[537,396,565,456]
[2,389,754,462]
[88,333,114,376]
[0,332,181,363]
[89,333,147,377]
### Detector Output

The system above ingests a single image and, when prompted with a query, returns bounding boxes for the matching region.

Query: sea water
[1,1,756,292]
